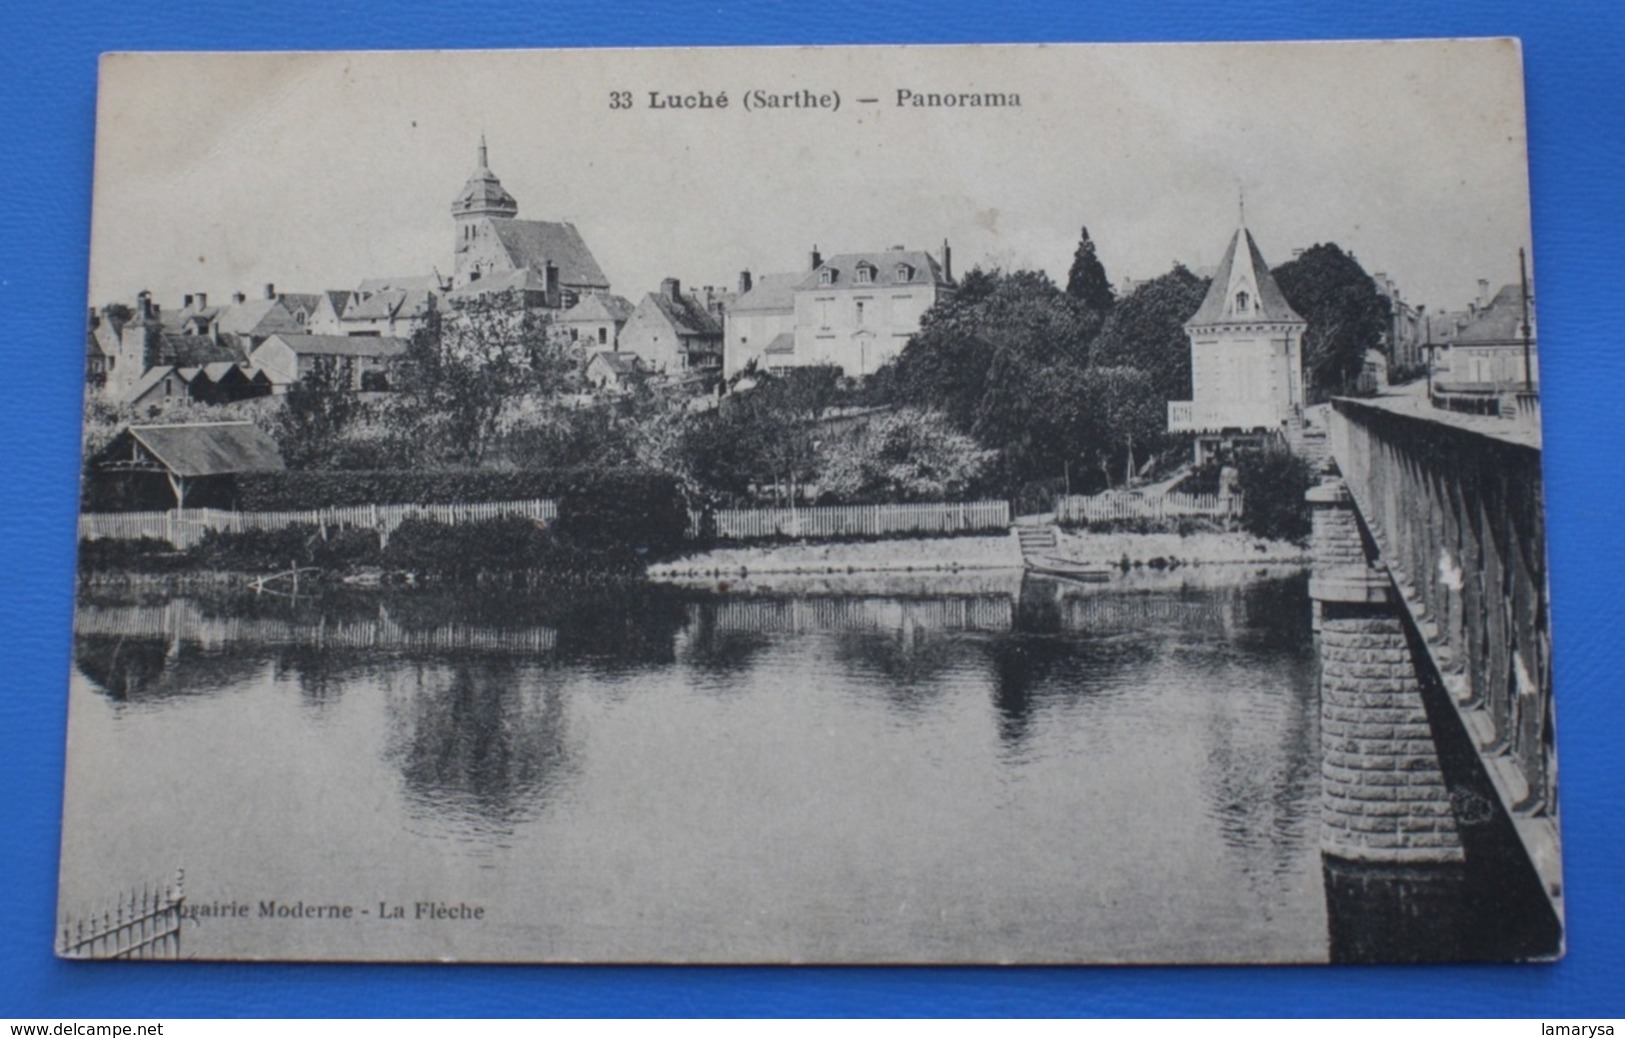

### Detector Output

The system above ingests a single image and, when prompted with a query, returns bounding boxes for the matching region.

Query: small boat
[1024,556,1112,582]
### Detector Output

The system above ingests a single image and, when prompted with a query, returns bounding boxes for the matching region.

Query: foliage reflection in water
[63,569,1327,962]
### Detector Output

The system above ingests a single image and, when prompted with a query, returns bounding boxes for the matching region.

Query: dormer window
[819,268,836,286]
[855,263,875,285]
[895,263,913,283]
[1234,290,1251,313]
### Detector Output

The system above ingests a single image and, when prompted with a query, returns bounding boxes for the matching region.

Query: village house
[1429,280,1536,390]
[1371,271,1425,376]
[724,270,801,376]
[788,243,955,377]
[249,333,411,393]
[342,276,441,338]
[449,138,611,308]
[1167,221,1307,465]
[304,291,354,335]
[585,350,645,394]
[617,278,725,376]
[557,293,636,350]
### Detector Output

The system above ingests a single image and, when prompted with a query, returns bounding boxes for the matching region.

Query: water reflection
[385,659,574,838]
[67,568,1336,961]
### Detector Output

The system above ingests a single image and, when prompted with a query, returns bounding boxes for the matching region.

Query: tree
[817,408,994,503]
[385,292,572,467]
[881,268,1102,488]
[1065,226,1116,314]
[1089,264,1209,405]
[1082,366,1164,486]
[1234,445,1314,543]
[269,357,362,469]
[1272,244,1392,402]
[681,366,842,503]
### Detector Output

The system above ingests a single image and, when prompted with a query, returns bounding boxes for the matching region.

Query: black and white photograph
[60,41,1559,964]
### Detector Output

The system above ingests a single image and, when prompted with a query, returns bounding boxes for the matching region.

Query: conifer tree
[1065,226,1116,313]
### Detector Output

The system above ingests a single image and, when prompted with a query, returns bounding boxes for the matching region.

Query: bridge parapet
[1326,395,1559,904]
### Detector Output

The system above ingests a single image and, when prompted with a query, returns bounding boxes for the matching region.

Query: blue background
[3,0,1622,1018]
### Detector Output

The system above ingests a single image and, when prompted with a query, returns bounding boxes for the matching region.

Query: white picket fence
[79,499,559,550]
[693,500,1011,541]
[1056,491,1240,525]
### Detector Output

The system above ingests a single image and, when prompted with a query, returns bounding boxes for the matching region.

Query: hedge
[233,468,689,556]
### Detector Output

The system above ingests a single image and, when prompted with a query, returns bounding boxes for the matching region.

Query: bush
[77,537,188,573]
[382,515,639,584]
[233,468,689,559]
[1235,447,1314,544]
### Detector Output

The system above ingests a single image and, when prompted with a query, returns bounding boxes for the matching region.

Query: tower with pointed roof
[449,138,610,305]
[1167,220,1307,464]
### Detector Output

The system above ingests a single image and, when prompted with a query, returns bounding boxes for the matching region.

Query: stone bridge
[1309,392,1560,961]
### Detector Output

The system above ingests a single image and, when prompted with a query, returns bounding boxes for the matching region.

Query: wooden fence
[692,500,1011,541]
[79,499,559,550]
[1055,491,1241,526]
[58,869,185,960]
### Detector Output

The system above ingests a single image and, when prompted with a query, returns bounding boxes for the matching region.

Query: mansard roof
[795,250,950,291]
[1185,227,1303,328]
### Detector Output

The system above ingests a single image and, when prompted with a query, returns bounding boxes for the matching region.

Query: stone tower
[451,136,519,281]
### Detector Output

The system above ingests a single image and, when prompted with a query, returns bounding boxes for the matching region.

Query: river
[59,566,1326,963]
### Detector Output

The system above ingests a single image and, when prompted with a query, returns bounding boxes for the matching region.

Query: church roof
[451,139,519,219]
[488,220,611,289]
[1185,227,1303,327]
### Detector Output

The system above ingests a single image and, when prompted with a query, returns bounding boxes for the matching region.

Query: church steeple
[451,137,519,221]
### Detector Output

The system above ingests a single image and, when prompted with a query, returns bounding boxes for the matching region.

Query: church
[1167,219,1307,465]
[447,138,611,309]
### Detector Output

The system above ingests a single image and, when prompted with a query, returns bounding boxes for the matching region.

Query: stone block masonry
[1310,475,1464,866]
[1318,612,1463,864]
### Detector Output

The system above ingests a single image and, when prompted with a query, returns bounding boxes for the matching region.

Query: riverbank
[649,527,1307,585]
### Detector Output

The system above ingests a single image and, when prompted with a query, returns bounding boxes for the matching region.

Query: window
[598,327,608,345]
[1234,290,1250,313]
[856,300,866,325]
[895,264,912,282]
[819,268,836,286]
[855,264,874,285]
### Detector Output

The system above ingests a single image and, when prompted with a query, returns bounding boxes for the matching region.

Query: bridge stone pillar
[1309,476,1468,960]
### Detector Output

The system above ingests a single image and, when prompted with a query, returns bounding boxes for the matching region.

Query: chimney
[941,239,952,282]
[138,290,152,320]
[1477,279,1490,308]
[544,262,559,306]
[183,294,193,309]
[661,277,681,301]
[264,283,276,300]
[739,270,753,294]
[892,244,905,251]
[88,307,98,330]
[232,291,246,304]
[810,246,822,272]
[1292,247,1306,258]
[196,292,207,309]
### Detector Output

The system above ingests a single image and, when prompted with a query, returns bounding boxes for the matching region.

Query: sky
[87,41,1534,315]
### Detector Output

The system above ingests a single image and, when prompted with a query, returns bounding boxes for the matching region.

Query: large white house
[1167,223,1306,464]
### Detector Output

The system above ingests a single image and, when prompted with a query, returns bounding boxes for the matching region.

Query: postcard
[61,41,1560,963]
